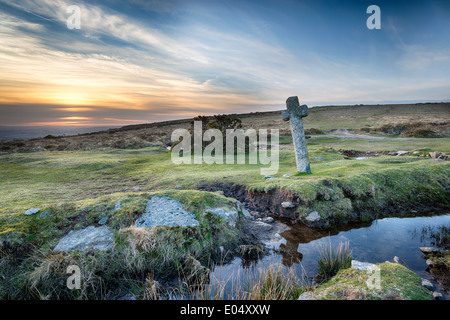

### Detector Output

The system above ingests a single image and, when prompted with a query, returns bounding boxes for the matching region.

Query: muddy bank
[197,165,450,229]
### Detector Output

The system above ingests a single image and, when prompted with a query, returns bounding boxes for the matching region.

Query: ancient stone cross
[282,96,311,173]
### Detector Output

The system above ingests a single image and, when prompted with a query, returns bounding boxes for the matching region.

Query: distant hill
[0,102,448,153]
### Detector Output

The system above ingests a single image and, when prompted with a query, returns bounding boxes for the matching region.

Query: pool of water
[209,212,450,299]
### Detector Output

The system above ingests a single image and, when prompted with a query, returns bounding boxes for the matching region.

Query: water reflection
[209,212,450,299]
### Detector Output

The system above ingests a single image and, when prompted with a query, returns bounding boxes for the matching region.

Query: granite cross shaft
[282,96,311,174]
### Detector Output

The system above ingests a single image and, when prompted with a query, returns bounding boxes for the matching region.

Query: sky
[0,0,449,127]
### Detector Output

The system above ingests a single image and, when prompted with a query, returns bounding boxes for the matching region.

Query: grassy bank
[0,190,245,299]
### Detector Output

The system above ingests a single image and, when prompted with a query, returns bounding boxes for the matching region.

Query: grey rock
[421,279,434,291]
[393,256,407,267]
[25,208,40,215]
[254,221,273,231]
[305,211,320,222]
[433,291,443,300]
[397,151,409,156]
[206,208,238,227]
[136,196,199,228]
[419,247,441,254]
[282,96,311,173]
[235,201,252,219]
[283,173,292,178]
[351,260,377,271]
[262,217,274,223]
[39,210,51,218]
[264,175,275,180]
[298,292,315,300]
[113,200,121,211]
[53,226,114,252]
[281,201,295,208]
[313,157,325,161]
[426,259,434,268]
[98,217,108,225]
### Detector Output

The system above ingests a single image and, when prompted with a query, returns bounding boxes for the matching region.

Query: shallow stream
[209,212,450,299]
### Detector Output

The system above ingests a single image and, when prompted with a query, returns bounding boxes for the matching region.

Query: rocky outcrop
[53,226,114,252]
[136,196,199,228]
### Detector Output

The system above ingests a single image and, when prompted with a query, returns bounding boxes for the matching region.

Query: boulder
[397,151,409,156]
[136,196,199,228]
[433,291,443,300]
[53,226,114,252]
[98,217,108,225]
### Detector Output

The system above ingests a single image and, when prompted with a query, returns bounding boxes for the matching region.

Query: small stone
[298,292,315,300]
[305,211,320,222]
[98,217,108,225]
[283,173,292,178]
[393,256,407,267]
[433,291,443,300]
[254,221,273,231]
[25,208,40,215]
[39,210,51,218]
[281,201,295,208]
[262,217,274,223]
[264,175,275,180]
[313,157,324,161]
[397,151,409,156]
[421,279,434,291]
[175,185,183,189]
[426,259,434,267]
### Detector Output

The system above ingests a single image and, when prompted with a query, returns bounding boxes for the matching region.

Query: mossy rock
[306,263,433,300]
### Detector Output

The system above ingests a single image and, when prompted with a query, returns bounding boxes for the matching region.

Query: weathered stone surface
[298,292,316,300]
[254,221,273,231]
[262,217,274,223]
[53,226,114,252]
[419,247,441,254]
[206,208,238,227]
[351,260,377,271]
[264,175,275,180]
[39,210,51,218]
[282,96,311,173]
[313,157,325,161]
[98,217,108,225]
[25,208,40,215]
[113,200,121,211]
[425,259,434,267]
[136,196,199,228]
[281,201,294,208]
[421,279,434,291]
[305,211,320,222]
[235,200,252,219]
